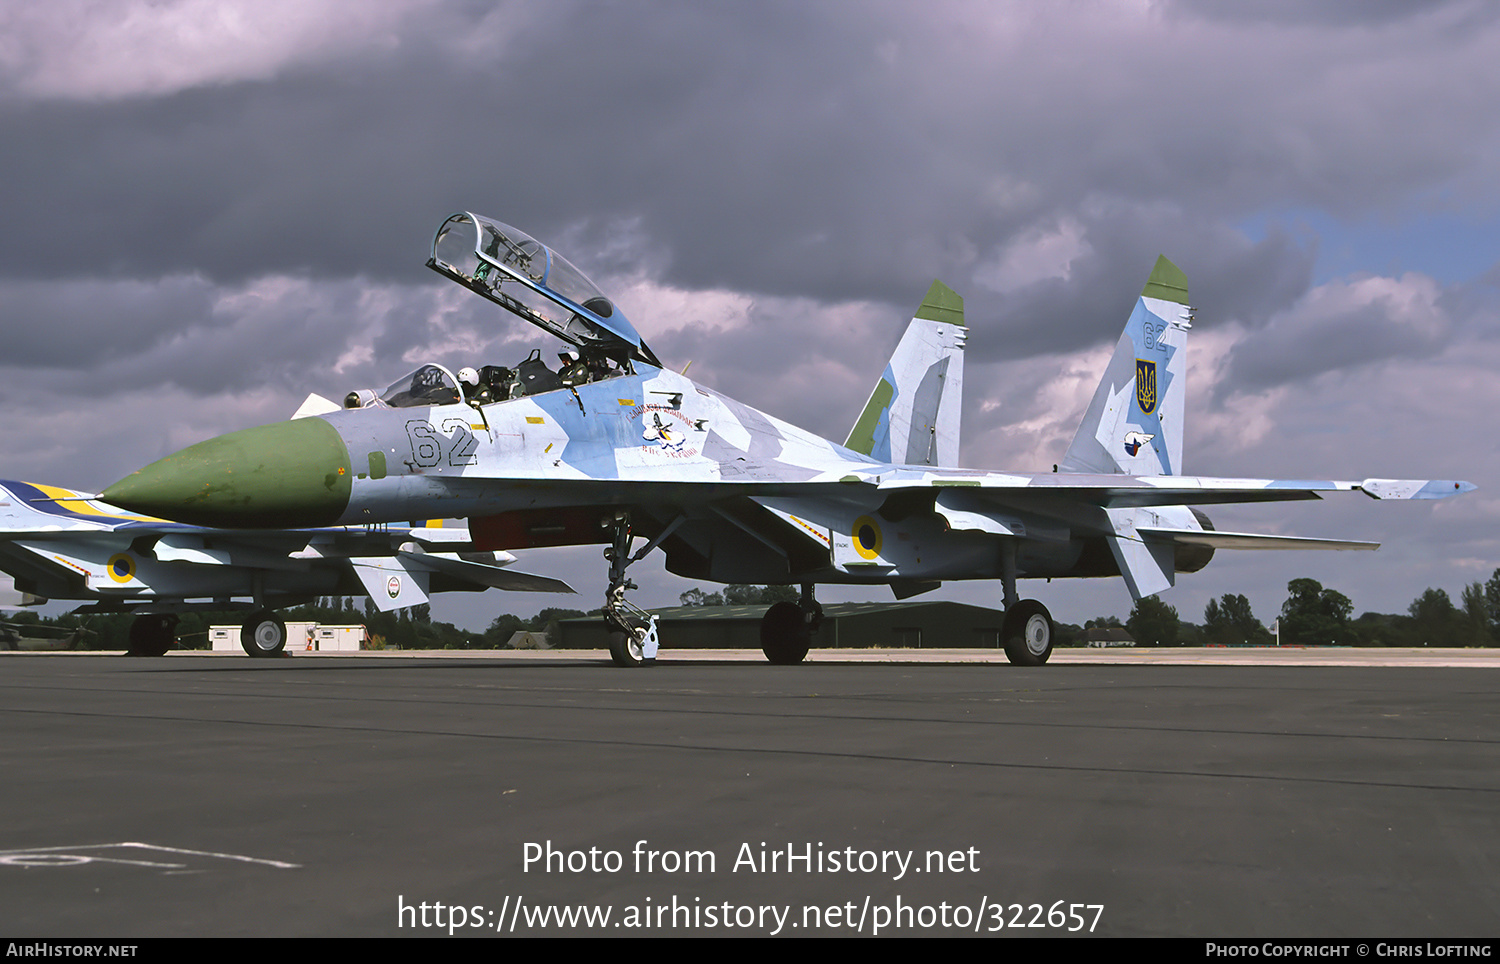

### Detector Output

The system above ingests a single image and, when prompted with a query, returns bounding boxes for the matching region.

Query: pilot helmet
[457,367,479,387]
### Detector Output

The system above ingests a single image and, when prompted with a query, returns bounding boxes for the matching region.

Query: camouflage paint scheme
[102,213,1475,664]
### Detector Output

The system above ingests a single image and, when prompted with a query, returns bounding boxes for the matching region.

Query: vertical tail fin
[1061,255,1191,477]
[844,280,967,466]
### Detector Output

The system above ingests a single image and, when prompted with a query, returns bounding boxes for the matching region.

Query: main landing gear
[601,513,660,667]
[1002,599,1054,666]
[240,610,288,658]
[999,541,1053,666]
[760,583,822,664]
[126,613,179,657]
[125,610,289,657]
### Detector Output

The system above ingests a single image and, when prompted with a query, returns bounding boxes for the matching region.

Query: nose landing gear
[601,513,660,667]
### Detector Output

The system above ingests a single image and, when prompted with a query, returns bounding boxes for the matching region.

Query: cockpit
[376,365,461,409]
[343,349,628,412]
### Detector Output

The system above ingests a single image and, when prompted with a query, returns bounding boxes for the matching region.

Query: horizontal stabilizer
[1360,479,1476,500]
[1137,528,1379,551]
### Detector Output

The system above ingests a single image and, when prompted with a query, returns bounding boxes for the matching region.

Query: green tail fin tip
[914,279,965,325]
[1141,255,1189,305]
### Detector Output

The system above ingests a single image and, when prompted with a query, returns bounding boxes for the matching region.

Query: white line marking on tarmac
[0,842,299,869]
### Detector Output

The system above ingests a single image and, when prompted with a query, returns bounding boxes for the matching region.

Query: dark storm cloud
[4,1,1496,416]
[0,275,214,366]
[0,272,496,404]
[1165,0,1497,29]
[2,2,961,299]
[1227,284,1447,392]
[1220,269,1500,397]
[6,0,1496,342]
[960,207,1318,361]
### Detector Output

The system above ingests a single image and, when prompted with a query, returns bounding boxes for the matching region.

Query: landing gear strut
[999,540,1053,666]
[601,513,659,667]
[760,583,821,664]
[126,613,178,657]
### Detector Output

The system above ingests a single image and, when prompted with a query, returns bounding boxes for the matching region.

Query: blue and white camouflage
[102,213,1476,666]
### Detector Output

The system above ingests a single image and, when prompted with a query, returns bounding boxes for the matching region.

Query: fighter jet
[0,478,572,657]
[102,212,1475,667]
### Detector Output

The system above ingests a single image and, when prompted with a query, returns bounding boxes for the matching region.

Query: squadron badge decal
[1123,431,1155,457]
[635,406,699,458]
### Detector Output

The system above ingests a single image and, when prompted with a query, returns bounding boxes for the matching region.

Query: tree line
[1085,569,1500,648]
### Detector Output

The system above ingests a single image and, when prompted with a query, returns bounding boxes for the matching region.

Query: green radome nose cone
[104,418,353,528]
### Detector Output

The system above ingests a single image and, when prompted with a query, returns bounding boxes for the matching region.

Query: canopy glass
[429,213,659,368]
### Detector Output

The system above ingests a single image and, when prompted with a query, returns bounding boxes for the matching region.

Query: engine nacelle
[1174,508,1217,574]
[1042,507,1217,579]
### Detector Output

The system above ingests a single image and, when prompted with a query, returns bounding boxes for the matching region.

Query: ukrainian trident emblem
[1136,359,1157,414]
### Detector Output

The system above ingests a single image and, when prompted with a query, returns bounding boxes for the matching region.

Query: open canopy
[428,212,660,368]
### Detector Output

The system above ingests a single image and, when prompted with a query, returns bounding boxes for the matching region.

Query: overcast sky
[2,0,1497,632]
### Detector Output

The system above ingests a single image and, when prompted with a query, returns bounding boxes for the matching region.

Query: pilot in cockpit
[457,367,481,402]
[558,351,589,387]
[447,346,626,406]
[456,365,515,405]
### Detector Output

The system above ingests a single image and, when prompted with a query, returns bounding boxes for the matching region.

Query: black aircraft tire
[761,601,811,665]
[241,611,288,658]
[607,618,650,668]
[1003,599,1054,667]
[126,614,176,657]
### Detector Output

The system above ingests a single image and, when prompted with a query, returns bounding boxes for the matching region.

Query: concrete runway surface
[2,649,1496,937]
